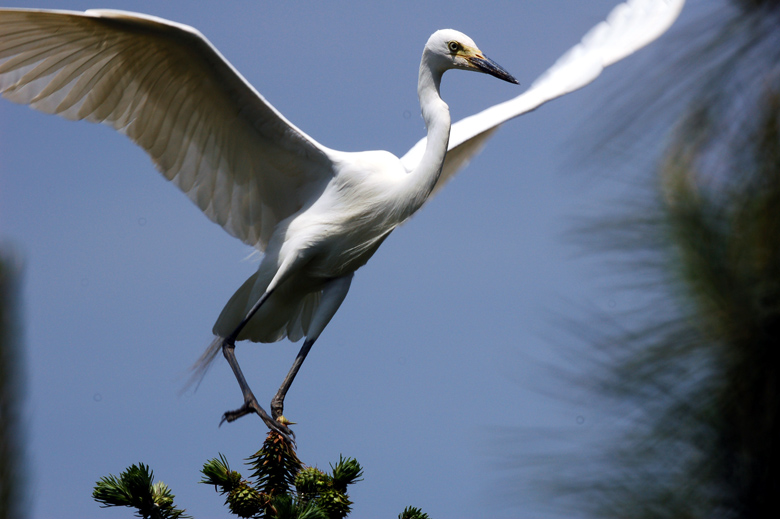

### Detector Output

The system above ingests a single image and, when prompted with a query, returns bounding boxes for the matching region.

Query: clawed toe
[220,398,296,445]
[219,404,253,425]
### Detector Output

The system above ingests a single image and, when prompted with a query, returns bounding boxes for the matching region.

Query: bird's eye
[448,41,460,53]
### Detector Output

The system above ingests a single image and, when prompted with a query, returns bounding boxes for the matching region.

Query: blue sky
[0,1,688,517]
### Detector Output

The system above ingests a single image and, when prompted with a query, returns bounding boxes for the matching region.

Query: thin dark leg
[229,289,274,343]
[271,338,316,420]
[220,342,294,442]
[267,274,353,420]
[219,289,294,443]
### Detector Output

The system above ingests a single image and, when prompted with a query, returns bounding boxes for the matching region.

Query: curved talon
[218,332,295,444]
[276,415,296,426]
[265,418,296,446]
[220,398,296,445]
[219,405,253,426]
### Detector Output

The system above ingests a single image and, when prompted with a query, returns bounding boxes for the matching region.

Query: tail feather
[286,291,321,342]
[182,335,223,394]
[214,269,323,343]
[183,271,323,392]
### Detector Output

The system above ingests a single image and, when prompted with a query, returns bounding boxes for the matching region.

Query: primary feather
[0,2,684,377]
[401,0,686,194]
[0,8,334,250]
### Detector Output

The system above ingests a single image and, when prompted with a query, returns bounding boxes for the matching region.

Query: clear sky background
[0,1,692,518]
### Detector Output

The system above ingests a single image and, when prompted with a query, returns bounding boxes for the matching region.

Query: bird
[0,0,684,442]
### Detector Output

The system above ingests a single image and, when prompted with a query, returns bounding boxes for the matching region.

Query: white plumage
[0,0,684,438]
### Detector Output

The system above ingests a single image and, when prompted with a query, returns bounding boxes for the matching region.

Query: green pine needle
[93,463,189,519]
[248,431,303,496]
[329,456,363,493]
[270,494,328,519]
[95,441,368,518]
[398,506,430,519]
[201,454,241,494]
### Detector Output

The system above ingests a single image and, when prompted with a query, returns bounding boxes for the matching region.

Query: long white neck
[396,51,451,219]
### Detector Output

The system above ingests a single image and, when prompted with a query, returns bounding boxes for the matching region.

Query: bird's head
[425,29,519,84]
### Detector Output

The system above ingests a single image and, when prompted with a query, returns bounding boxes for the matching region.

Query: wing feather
[0,8,335,249]
[401,0,685,195]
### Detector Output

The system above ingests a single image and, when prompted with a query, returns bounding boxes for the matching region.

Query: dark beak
[468,55,519,85]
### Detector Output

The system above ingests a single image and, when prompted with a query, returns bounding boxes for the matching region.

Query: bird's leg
[271,338,316,420]
[220,342,294,442]
[219,289,295,443]
[270,273,354,421]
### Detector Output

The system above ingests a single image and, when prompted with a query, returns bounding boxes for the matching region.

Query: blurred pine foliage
[0,252,24,519]
[558,1,780,517]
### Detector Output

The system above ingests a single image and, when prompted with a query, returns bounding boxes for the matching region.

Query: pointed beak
[467,55,519,84]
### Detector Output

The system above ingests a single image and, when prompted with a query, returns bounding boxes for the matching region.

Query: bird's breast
[281,157,407,279]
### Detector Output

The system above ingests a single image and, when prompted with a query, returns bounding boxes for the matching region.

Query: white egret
[0,0,684,442]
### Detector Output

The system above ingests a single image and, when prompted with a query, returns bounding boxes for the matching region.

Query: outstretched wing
[400,0,685,194]
[0,8,336,250]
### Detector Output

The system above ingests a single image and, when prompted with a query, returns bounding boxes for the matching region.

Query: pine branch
[97,433,429,518]
[330,457,363,493]
[399,506,430,519]
[248,431,303,498]
[93,463,189,519]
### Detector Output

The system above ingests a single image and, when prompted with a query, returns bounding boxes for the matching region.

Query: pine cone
[318,488,352,519]
[295,466,328,498]
[227,481,263,518]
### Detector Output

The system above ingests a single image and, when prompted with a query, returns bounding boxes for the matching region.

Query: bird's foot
[271,396,284,421]
[221,395,295,445]
[270,398,298,427]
